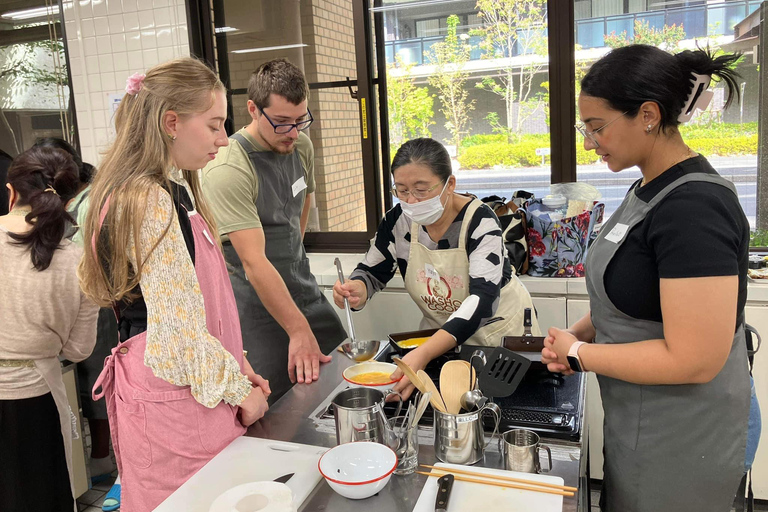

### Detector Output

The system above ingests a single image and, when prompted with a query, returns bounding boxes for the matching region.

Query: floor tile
[92,477,116,492]
[78,488,106,505]
[83,507,103,512]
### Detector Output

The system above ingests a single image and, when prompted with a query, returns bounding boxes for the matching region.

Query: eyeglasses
[575,111,629,148]
[391,180,444,201]
[259,108,313,134]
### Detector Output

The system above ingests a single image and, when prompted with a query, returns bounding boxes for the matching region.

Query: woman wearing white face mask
[333,138,539,399]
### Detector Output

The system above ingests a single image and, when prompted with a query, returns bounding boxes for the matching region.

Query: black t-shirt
[604,156,749,328]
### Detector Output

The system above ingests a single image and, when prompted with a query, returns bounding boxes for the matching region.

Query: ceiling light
[1,5,59,20]
[215,26,238,34]
[231,43,307,54]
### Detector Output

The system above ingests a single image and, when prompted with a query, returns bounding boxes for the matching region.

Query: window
[574,0,763,231]
[0,1,77,156]
[377,0,554,202]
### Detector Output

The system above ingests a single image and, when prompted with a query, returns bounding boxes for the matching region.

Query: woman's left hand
[389,347,431,401]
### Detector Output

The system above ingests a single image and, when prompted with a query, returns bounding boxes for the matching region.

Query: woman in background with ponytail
[0,146,98,512]
[541,45,754,511]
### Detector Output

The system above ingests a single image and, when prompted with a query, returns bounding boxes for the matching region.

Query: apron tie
[93,351,115,401]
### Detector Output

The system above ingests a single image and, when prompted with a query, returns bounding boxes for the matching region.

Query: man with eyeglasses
[202,58,346,403]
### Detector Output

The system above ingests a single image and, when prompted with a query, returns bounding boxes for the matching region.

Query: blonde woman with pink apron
[334,138,539,399]
[80,60,270,512]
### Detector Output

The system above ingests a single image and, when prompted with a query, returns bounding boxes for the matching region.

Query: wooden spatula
[392,356,427,395]
[417,369,447,413]
[440,360,473,414]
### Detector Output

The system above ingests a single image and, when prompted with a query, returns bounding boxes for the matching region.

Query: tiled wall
[61,0,190,165]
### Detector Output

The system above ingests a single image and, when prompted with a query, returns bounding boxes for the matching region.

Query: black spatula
[479,346,531,398]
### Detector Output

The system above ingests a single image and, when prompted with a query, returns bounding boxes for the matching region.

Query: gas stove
[315,344,585,442]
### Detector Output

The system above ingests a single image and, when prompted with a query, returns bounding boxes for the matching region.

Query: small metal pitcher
[433,402,500,465]
[499,428,553,474]
[332,387,402,445]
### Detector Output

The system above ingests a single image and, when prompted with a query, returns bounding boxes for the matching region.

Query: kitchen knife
[434,473,454,512]
[273,473,294,484]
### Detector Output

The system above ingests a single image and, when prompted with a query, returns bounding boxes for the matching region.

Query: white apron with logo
[403,199,540,346]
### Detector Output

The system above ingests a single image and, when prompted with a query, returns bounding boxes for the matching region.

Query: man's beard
[259,126,296,154]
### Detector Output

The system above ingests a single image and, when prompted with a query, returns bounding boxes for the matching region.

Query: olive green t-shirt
[201,128,315,241]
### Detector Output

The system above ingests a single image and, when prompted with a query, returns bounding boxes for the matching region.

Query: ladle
[335,258,380,362]
[460,350,488,412]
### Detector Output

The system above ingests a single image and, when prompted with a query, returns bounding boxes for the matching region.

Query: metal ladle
[460,349,488,412]
[335,258,380,362]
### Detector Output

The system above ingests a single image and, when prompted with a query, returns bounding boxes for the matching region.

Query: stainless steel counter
[246,350,589,512]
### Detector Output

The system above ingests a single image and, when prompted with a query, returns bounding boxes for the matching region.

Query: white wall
[61,0,190,165]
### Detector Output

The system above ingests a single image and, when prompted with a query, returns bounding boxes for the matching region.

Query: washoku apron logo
[418,269,464,313]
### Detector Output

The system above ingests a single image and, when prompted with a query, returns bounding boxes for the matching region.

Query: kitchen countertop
[246,347,588,512]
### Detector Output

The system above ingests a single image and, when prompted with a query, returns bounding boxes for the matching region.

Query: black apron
[225,132,346,402]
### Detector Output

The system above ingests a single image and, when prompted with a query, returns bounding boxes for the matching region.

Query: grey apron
[224,132,346,403]
[585,171,750,512]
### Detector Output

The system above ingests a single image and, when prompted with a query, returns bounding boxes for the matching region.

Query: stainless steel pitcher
[433,402,500,465]
[332,387,402,445]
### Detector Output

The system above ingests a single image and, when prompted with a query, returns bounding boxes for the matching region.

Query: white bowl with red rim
[342,361,400,391]
[318,442,398,499]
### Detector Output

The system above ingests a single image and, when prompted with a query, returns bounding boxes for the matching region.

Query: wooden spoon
[392,356,427,395]
[417,369,447,413]
[440,360,473,414]
[459,360,476,390]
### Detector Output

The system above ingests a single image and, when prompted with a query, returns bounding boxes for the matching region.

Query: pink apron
[93,200,246,512]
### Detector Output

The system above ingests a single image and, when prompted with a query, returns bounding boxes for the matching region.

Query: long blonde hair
[79,57,223,307]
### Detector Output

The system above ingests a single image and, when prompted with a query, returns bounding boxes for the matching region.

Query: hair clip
[678,72,713,123]
[125,72,146,96]
[44,187,59,196]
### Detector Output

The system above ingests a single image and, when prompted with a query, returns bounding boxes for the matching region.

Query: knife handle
[435,473,454,511]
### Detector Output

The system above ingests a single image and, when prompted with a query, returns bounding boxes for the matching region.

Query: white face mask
[400,180,449,225]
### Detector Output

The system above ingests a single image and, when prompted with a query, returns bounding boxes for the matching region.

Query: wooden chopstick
[419,465,577,495]
[420,464,577,492]
[416,471,574,497]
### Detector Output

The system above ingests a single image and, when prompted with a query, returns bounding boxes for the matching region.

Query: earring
[646,124,653,133]
[167,133,176,141]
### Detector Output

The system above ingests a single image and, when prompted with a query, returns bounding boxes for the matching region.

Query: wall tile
[155,27,172,47]
[92,0,107,17]
[93,108,107,128]
[69,56,82,76]
[106,0,122,16]
[123,12,139,31]
[95,35,112,54]
[80,18,95,38]
[109,33,126,53]
[138,9,155,29]
[153,0,169,7]
[77,0,93,19]
[125,31,141,51]
[93,16,109,35]
[84,55,100,75]
[88,73,102,92]
[83,37,98,57]
[140,29,157,49]
[112,52,129,72]
[127,50,144,71]
[108,14,124,33]
[157,46,174,62]
[101,72,117,92]
[136,0,153,10]
[142,48,158,68]
[153,7,170,27]
[98,54,115,72]
[122,0,137,12]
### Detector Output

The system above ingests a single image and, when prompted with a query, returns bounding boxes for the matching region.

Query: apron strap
[92,350,116,401]
[457,199,483,251]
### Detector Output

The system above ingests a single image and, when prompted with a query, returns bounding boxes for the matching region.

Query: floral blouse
[126,180,251,408]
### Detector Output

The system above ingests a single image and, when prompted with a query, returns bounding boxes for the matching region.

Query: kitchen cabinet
[745,305,767,499]
[532,296,568,331]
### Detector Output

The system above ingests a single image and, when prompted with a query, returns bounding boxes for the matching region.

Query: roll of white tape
[209,481,296,512]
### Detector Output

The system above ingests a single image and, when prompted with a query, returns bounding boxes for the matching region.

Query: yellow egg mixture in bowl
[343,361,400,390]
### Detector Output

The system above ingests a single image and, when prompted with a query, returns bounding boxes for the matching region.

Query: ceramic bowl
[342,361,400,391]
[317,442,397,500]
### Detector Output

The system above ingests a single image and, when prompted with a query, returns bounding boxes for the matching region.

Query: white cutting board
[412,463,565,512]
[154,437,327,511]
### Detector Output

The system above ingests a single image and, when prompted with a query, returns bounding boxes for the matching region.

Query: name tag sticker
[425,263,440,280]
[292,176,307,197]
[605,223,630,244]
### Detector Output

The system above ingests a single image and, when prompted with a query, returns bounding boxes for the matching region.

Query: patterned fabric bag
[482,193,533,275]
[523,200,605,277]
